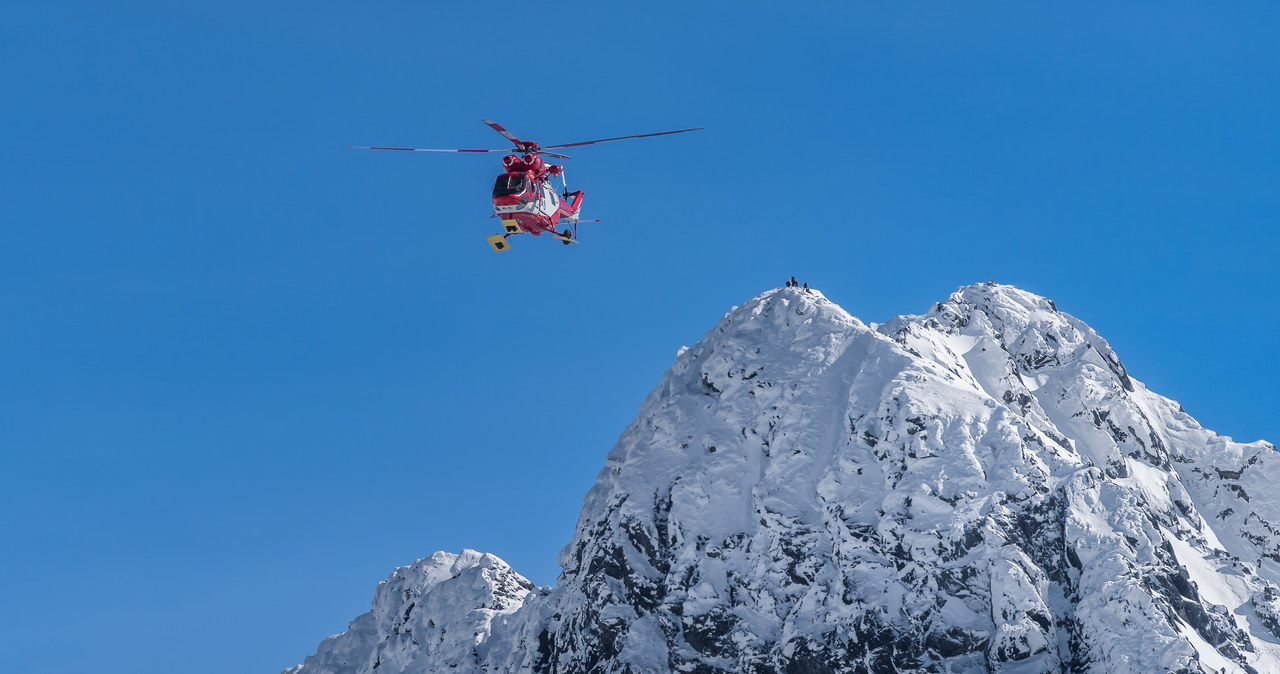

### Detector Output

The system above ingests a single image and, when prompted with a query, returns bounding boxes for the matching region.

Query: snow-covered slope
[287,283,1280,674]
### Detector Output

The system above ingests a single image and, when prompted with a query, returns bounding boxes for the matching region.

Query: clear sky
[3,2,1278,673]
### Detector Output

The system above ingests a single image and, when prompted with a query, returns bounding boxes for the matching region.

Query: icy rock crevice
[288,283,1280,674]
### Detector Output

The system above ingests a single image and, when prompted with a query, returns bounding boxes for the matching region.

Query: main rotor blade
[542,127,703,150]
[482,119,524,146]
[351,145,574,160]
[350,146,510,153]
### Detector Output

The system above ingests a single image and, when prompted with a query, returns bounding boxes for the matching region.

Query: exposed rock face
[288,284,1280,674]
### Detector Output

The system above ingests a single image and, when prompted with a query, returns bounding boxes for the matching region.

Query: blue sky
[3,2,1279,672]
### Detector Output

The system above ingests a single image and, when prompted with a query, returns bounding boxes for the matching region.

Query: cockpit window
[492,174,528,197]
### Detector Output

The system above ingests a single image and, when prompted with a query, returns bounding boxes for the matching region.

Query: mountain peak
[289,284,1280,674]
[949,280,1059,313]
[712,284,848,339]
[923,281,1067,340]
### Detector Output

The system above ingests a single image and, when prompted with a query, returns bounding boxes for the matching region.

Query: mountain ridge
[287,283,1280,674]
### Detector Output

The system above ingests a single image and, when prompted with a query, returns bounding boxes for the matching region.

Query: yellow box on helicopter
[486,234,511,252]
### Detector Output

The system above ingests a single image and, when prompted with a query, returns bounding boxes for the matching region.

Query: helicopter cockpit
[492,173,529,197]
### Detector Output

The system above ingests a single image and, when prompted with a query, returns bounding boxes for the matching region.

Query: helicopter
[353,120,701,252]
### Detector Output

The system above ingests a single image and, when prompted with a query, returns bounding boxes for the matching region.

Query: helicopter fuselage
[490,153,582,238]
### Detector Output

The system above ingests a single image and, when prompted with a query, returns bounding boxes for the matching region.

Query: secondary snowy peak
[884,283,1280,564]
[879,282,1143,474]
[284,550,534,674]
[288,283,1280,674]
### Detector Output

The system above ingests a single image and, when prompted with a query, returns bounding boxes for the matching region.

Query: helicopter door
[534,181,557,216]
[543,184,560,215]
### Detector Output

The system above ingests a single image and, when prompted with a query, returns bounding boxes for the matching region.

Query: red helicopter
[353,120,701,252]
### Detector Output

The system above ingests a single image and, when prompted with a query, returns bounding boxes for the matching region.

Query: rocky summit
[287,283,1280,674]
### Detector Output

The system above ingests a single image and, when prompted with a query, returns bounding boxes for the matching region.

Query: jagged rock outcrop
[288,283,1280,674]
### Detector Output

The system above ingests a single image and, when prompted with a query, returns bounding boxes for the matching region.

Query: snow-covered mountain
[286,283,1280,674]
